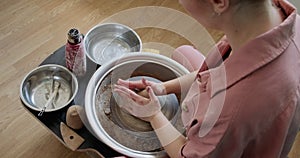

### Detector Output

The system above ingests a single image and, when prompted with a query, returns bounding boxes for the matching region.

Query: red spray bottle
[65,28,86,76]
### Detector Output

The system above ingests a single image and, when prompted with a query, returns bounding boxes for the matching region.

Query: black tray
[21,45,122,157]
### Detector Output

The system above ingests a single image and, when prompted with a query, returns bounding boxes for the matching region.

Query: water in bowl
[89,37,131,65]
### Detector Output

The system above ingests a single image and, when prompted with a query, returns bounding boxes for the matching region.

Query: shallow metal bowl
[20,64,78,112]
[84,23,142,66]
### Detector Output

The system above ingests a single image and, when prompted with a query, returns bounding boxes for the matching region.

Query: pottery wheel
[95,74,184,152]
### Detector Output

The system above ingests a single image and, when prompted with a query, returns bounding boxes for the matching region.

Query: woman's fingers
[146,86,159,103]
[142,78,149,86]
[113,85,162,121]
[113,91,135,114]
[113,86,131,99]
[114,85,139,98]
[114,85,149,104]
[117,78,147,90]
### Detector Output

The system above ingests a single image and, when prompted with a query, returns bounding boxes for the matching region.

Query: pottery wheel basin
[85,53,189,157]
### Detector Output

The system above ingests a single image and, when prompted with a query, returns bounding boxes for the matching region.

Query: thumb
[142,78,149,86]
[146,86,157,101]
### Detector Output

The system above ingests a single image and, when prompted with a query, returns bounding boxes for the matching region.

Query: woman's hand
[113,84,161,122]
[117,78,166,98]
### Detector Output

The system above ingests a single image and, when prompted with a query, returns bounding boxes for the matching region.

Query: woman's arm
[150,111,186,158]
[118,71,198,98]
[163,71,198,96]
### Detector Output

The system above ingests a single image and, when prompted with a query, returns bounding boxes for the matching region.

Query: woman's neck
[222,1,283,52]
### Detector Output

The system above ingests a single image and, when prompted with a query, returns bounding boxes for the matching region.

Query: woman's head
[179,0,270,29]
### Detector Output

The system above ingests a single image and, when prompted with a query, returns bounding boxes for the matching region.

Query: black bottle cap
[67,28,81,44]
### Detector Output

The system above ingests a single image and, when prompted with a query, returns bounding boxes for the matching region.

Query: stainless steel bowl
[85,52,189,157]
[20,64,78,112]
[84,23,142,65]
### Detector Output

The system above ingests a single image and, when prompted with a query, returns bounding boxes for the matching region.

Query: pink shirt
[180,0,300,157]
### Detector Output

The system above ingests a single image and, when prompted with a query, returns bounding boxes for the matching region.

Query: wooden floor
[0,0,299,158]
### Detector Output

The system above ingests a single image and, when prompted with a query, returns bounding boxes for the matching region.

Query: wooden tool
[60,122,85,151]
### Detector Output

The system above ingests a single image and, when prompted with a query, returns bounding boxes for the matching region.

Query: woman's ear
[208,0,230,14]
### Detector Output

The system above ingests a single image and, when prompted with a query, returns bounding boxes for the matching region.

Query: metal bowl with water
[20,64,78,113]
[84,23,142,66]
